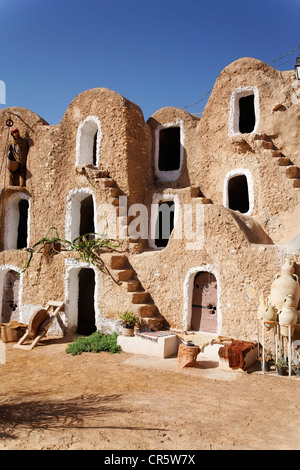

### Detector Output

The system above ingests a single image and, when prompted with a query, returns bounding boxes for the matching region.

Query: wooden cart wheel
[27,309,50,340]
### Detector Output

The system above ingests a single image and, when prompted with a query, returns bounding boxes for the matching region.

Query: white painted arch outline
[183,264,221,334]
[76,116,101,167]
[0,264,23,323]
[4,192,31,250]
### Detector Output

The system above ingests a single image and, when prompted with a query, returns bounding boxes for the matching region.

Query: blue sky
[0,0,300,124]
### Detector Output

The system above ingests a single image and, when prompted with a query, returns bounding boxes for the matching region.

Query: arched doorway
[191,271,218,333]
[77,268,96,335]
[1,270,20,323]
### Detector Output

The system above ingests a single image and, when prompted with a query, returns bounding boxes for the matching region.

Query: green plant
[119,310,138,328]
[275,357,288,368]
[21,227,120,276]
[66,331,121,356]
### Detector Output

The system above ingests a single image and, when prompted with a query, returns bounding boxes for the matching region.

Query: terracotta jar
[279,295,298,337]
[263,304,277,329]
[270,260,300,312]
[257,295,267,320]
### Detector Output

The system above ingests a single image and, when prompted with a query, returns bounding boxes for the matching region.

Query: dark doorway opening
[17,199,29,249]
[158,127,181,171]
[239,94,255,134]
[1,270,20,323]
[80,195,95,239]
[191,271,217,333]
[93,132,97,166]
[77,268,96,336]
[228,175,249,213]
[155,201,175,248]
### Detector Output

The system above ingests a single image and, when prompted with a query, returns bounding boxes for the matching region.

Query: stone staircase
[254,134,300,188]
[109,254,165,331]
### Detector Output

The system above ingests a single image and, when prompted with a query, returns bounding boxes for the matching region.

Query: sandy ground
[0,334,300,451]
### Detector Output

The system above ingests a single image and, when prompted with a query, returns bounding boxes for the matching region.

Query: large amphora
[279,295,298,337]
[270,260,300,312]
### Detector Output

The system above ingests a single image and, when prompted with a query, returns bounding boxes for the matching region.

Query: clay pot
[279,295,298,337]
[281,258,295,274]
[263,304,277,329]
[257,295,268,320]
[122,326,135,337]
[270,268,300,313]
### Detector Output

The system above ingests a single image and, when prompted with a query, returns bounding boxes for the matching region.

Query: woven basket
[0,322,27,343]
[7,150,19,171]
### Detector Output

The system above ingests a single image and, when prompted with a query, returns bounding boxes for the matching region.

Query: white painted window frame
[223,168,254,216]
[149,193,179,250]
[76,116,101,167]
[65,188,96,242]
[154,119,185,182]
[4,192,30,250]
[228,86,260,136]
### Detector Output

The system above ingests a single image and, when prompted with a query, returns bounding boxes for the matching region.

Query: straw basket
[0,322,27,343]
[7,150,19,171]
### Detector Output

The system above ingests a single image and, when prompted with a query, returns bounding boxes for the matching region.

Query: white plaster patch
[228,86,260,136]
[183,264,221,334]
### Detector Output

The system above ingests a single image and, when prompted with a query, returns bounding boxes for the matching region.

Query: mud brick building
[1,57,300,341]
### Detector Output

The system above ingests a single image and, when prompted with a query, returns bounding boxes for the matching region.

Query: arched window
[4,193,30,250]
[66,189,96,242]
[154,120,184,182]
[76,116,101,167]
[223,169,254,215]
[228,87,259,136]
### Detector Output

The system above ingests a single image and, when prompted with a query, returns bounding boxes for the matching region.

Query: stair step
[116,269,134,282]
[271,150,283,158]
[109,187,120,198]
[293,179,300,188]
[110,255,128,270]
[286,166,300,179]
[127,280,141,292]
[111,198,120,206]
[198,197,212,204]
[140,317,165,331]
[103,178,116,188]
[254,133,267,141]
[190,186,200,198]
[278,157,292,166]
[131,292,150,304]
[139,304,159,318]
[262,140,274,150]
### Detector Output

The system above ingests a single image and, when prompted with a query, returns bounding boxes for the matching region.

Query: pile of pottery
[257,259,300,337]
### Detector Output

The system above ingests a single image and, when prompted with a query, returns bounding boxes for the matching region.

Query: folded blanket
[218,340,255,369]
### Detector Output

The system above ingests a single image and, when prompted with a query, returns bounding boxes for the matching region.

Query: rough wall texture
[0,57,300,343]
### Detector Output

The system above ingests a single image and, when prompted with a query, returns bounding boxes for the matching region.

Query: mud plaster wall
[0,58,300,341]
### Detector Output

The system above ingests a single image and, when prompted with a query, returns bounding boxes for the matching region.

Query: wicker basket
[0,322,27,343]
[7,150,19,171]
